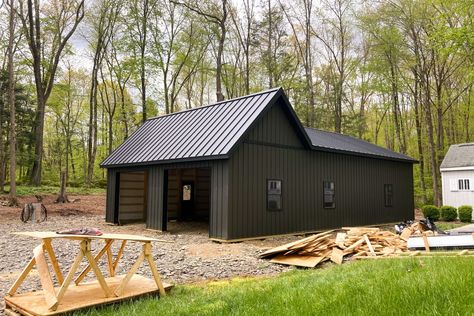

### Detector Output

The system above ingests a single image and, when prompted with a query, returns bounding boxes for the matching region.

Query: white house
[440,143,474,207]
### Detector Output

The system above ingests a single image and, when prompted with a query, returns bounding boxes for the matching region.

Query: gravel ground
[0,210,298,313]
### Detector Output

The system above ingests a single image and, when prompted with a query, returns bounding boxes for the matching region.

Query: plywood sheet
[13,232,168,243]
[5,275,173,316]
[270,254,325,268]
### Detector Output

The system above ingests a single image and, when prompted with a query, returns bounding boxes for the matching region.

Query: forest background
[0,0,473,206]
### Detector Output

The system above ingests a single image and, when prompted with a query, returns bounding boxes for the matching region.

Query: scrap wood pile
[259,227,410,268]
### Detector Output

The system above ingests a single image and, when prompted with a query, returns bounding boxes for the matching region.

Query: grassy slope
[82,257,474,316]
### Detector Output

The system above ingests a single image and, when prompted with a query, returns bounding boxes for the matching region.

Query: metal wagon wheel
[39,204,48,222]
[20,204,33,223]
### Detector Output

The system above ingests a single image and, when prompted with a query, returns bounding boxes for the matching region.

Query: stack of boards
[259,227,409,268]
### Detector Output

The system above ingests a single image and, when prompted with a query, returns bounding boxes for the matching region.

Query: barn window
[384,184,393,207]
[267,179,282,211]
[182,184,192,201]
[323,181,335,208]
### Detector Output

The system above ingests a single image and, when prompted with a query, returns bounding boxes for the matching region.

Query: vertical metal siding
[227,101,414,239]
[105,169,117,223]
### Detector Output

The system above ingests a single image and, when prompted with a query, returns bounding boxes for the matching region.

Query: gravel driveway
[0,213,296,313]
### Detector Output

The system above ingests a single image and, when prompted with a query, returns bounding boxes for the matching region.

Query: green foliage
[81,258,474,316]
[440,206,457,222]
[421,205,440,220]
[3,185,105,197]
[435,222,466,231]
[458,205,473,223]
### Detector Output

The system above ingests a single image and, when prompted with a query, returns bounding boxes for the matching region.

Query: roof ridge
[147,87,282,121]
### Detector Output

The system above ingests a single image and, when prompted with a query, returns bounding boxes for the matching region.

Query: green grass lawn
[1,185,105,196]
[81,257,474,316]
[436,221,468,231]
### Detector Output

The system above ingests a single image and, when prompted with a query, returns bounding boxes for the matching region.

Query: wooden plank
[400,228,413,241]
[13,232,169,243]
[106,240,114,277]
[4,275,173,316]
[33,244,58,308]
[113,240,127,273]
[114,252,145,296]
[43,239,64,284]
[50,241,85,311]
[144,243,166,296]
[330,247,345,265]
[7,257,35,296]
[270,254,326,268]
[83,243,113,298]
[422,233,430,252]
[75,239,113,285]
[363,235,376,256]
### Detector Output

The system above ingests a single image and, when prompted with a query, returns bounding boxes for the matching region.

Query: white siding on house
[441,169,474,207]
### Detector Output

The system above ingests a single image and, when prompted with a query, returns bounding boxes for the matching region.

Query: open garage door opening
[164,168,211,232]
[118,171,148,224]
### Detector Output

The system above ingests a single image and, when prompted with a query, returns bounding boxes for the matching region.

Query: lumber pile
[259,227,408,268]
[398,222,436,241]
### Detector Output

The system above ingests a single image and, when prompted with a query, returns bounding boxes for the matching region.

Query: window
[182,184,192,201]
[458,179,470,191]
[267,180,282,211]
[384,184,393,207]
[323,181,335,208]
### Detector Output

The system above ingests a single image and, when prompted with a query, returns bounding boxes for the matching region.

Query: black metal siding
[105,169,117,223]
[106,160,229,239]
[226,101,414,239]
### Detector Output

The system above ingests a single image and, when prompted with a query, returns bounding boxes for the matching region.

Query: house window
[323,181,335,208]
[267,179,282,211]
[458,179,471,191]
[384,184,393,207]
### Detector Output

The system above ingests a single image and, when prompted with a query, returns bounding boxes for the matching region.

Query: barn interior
[165,168,211,223]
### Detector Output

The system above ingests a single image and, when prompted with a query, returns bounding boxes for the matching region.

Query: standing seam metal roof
[100,87,416,167]
[100,88,281,167]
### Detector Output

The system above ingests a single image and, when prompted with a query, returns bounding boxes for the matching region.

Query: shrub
[421,205,440,221]
[440,206,457,221]
[458,205,473,223]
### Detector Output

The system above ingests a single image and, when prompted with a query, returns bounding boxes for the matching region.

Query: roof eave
[100,154,229,169]
[311,145,418,163]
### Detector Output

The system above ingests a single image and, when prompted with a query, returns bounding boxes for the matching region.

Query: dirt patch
[0,194,104,224]
[186,243,245,259]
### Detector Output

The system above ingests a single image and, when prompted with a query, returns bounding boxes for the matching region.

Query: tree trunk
[7,0,17,204]
[141,0,149,122]
[413,72,427,204]
[216,12,226,102]
[0,81,5,193]
[55,171,69,203]
[30,95,45,185]
[423,75,441,205]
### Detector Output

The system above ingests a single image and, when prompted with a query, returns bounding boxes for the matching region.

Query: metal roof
[101,87,416,168]
[100,88,282,167]
[440,143,474,169]
[304,127,417,163]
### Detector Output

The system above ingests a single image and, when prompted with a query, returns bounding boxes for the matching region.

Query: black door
[181,181,195,220]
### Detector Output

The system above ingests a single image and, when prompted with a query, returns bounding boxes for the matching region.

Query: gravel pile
[0,214,295,313]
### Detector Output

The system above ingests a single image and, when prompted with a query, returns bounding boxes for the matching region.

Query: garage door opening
[164,168,211,230]
[118,171,147,224]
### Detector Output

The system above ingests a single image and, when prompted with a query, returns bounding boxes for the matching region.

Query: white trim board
[441,166,474,172]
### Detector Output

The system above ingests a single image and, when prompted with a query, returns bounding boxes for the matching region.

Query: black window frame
[384,184,393,207]
[267,179,282,211]
[323,181,335,209]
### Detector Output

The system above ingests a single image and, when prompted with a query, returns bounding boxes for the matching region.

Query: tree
[7,0,17,205]
[17,0,85,185]
[86,0,120,186]
[172,0,228,102]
